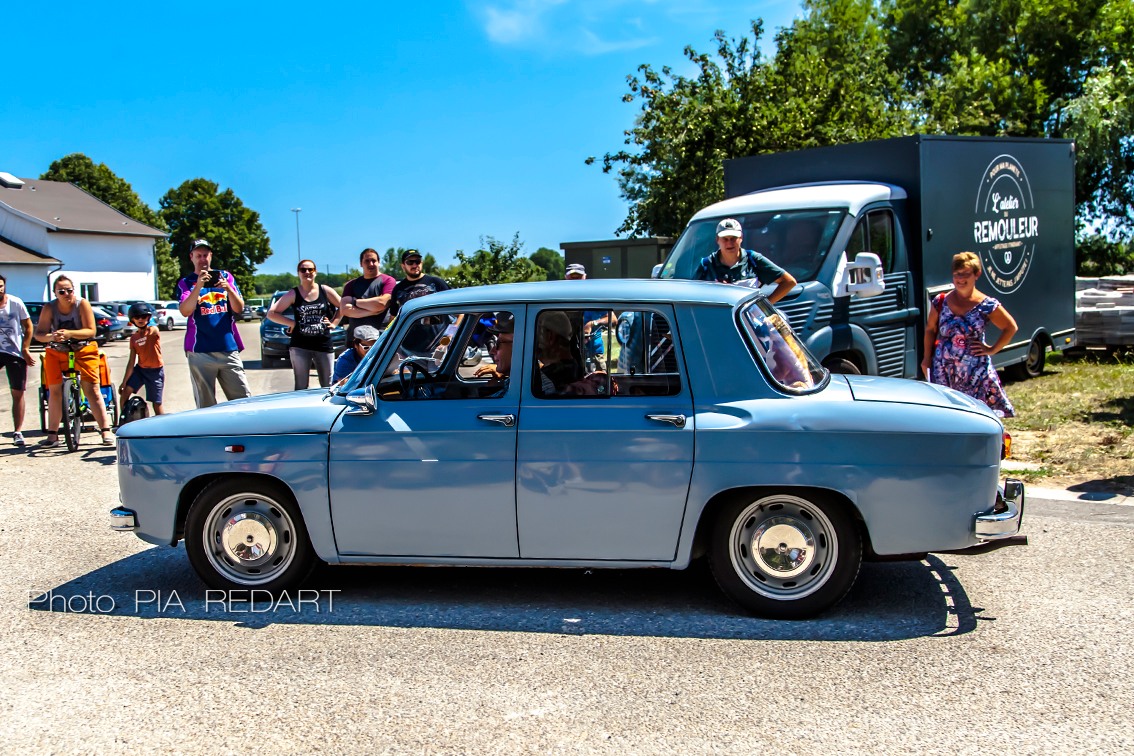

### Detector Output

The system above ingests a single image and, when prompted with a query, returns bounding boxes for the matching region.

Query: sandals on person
[39,434,60,448]
[99,428,115,446]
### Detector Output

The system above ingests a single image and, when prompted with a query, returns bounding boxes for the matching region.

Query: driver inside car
[474,313,514,396]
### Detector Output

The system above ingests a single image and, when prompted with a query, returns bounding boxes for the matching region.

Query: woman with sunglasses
[267,259,342,390]
[33,276,114,446]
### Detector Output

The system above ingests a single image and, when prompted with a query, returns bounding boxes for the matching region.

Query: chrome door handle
[646,414,686,428]
[478,413,515,427]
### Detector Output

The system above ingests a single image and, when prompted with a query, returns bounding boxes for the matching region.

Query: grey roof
[0,235,60,265]
[398,278,755,320]
[0,178,166,238]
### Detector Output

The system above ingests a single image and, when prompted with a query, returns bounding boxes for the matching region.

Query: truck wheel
[1009,338,1047,380]
[708,492,862,619]
[822,357,860,375]
[185,477,316,594]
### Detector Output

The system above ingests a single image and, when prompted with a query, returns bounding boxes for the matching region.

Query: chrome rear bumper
[975,478,1025,540]
[110,507,137,532]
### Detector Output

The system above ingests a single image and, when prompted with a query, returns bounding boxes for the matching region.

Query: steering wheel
[398,358,436,398]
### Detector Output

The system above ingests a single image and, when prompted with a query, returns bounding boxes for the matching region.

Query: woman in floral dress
[921,252,1018,417]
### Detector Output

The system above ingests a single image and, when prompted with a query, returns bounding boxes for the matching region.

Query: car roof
[398,278,754,319]
[690,181,908,222]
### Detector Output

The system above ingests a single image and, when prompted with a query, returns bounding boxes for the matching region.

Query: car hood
[116,389,346,439]
[841,374,1000,418]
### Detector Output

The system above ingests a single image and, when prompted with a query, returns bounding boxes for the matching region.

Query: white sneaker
[12,431,25,447]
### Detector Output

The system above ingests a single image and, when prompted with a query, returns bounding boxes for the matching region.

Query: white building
[0,171,166,303]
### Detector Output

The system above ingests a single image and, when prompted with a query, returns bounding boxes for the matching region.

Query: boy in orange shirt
[119,303,165,415]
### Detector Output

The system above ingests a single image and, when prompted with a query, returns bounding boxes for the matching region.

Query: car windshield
[660,209,845,282]
[739,297,826,391]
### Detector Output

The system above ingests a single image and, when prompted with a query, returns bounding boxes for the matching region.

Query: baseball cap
[565,263,586,278]
[539,311,573,341]
[401,249,422,263]
[190,239,212,251]
[353,325,381,342]
[488,312,515,334]
[716,218,743,238]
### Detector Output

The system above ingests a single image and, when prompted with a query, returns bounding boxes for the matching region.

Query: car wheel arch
[174,472,303,544]
[689,485,868,562]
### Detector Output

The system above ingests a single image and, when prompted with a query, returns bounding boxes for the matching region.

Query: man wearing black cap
[176,239,251,408]
[474,313,515,394]
[388,250,450,320]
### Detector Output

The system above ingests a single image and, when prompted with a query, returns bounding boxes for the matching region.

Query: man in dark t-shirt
[388,249,450,319]
[340,247,397,343]
[694,217,797,303]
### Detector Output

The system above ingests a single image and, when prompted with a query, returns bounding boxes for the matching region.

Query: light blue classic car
[112,279,1024,619]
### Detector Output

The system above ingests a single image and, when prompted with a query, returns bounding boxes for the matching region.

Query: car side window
[532,308,680,399]
[376,311,514,401]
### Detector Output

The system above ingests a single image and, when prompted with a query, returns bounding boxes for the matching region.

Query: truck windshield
[660,209,844,282]
[740,297,826,392]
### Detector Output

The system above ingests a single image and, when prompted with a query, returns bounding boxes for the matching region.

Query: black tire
[185,477,317,594]
[1008,337,1047,380]
[106,392,118,429]
[61,378,82,452]
[708,491,862,619]
[165,318,175,331]
[823,357,861,375]
[39,386,47,432]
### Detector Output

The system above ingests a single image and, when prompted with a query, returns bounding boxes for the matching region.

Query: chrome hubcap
[203,493,296,586]
[220,512,277,564]
[729,495,838,600]
[751,517,815,578]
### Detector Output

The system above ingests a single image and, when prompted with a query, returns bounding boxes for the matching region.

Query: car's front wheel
[165,318,175,331]
[708,491,861,619]
[185,478,316,594]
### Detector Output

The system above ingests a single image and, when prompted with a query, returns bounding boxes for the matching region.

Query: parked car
[148,301,189,331]
[112,280,1024,619]
[89,305,123,345]
[92,302,135,339]
[259,290,347,368]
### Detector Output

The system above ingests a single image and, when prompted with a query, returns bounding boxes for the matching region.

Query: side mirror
[834,252,885,298]
[345,384,376,415]
[651,263,663,279]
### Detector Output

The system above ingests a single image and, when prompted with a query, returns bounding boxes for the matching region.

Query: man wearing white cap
[694,218,797,303]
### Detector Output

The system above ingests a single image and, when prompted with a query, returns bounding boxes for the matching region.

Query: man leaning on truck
[695,218,797,303]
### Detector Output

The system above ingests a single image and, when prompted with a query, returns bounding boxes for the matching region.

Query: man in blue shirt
[694,218,797,303]
[177,239,251,408]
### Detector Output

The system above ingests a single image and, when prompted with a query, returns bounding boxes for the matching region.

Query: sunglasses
[55,288,74,295]
[298,267,316,273]
[404,259,423,266]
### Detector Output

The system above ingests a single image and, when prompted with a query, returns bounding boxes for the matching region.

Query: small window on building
[80,283,98,302]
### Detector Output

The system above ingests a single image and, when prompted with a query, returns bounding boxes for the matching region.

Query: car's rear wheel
[185,478,316,594]
[708,491,861,619]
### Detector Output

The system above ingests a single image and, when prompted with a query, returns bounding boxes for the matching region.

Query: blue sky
[4,0,801,275]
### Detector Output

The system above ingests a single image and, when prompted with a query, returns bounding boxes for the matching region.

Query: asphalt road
[1,325,1132,752]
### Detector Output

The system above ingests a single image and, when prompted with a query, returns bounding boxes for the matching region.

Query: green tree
[159,179,272,297]
[530,247,565,280]
[40,154,179,297]
[447,234,547,288]
[590,9,913,237]
[883,0,1134,240]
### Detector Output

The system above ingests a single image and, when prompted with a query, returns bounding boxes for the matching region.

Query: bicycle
[39,347,118,451]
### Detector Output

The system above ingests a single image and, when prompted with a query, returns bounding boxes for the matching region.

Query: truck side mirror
[834,252,886,298]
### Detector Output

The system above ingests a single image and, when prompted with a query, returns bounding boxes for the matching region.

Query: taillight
[98,318,111,327]
[1001,432,1012,460]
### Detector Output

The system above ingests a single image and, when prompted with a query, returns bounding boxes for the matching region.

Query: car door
[516,305,695,561]
[327,308,523,557]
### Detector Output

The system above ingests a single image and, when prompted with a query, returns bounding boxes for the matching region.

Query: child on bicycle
[119,303,165,417]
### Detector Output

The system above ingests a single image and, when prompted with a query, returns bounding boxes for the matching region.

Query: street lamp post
[291,207,302,262]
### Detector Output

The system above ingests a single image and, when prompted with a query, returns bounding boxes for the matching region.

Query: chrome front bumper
[110,507,137,532]
[975,478,1025,539]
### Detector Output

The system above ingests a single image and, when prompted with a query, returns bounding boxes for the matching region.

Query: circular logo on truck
[972,154,1038,293]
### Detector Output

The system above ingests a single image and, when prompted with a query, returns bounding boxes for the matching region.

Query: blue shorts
[126,366,165,404]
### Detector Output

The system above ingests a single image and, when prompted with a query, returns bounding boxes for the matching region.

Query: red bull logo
[198,291,228,316]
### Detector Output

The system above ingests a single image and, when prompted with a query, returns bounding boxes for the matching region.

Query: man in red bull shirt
[177,239,252,407]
